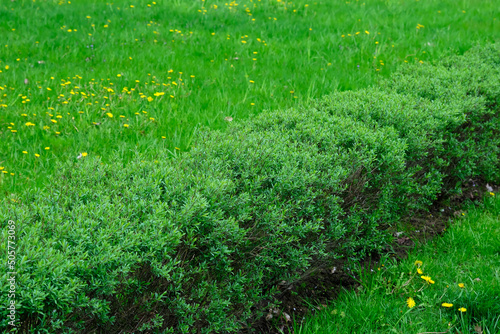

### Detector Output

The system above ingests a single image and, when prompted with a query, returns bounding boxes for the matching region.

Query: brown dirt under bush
[245,179,499,334]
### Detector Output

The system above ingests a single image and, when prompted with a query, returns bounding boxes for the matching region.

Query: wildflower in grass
[490,192,495,196]
[406,297,415,308]
[124,124,129,128]
[22,151,27,154]
[417,268,423,275]
[51,119,57,123]
[421,275,434,284]
[106,113,113,118]
[82,152,88,157]
[458,283,464,288]
[35,154,40,157]
[45,147,50,150]
[458,307,466,312]
[25,122,35,126]
[415,260,423,267]
[442,303,453,308]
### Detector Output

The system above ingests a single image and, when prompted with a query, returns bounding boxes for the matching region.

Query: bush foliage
[1,44,499,333]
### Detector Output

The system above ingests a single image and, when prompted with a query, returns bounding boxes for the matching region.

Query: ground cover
[294,192,500,334]
[1,0,499,194]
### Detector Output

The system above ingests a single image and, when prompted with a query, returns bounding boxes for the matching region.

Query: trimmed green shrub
[379,43,500,187]
[1,44,499,333]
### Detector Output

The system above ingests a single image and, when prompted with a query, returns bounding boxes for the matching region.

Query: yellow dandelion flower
[51,119,57,123]
[161,136,166,139]
[414,260,423,267]
[35,154,40,157]
[106,113,113,118]
[421,275,431,283]
[124,124,129,128]
[406,297,415,308]
[458,307,466,312]
[45,147,50,150]
[417,268,423,275]
[5,65,9,70]
[175,147,180,150]
[458,283,464,288]
[22,151,28,154]
[490,192,495,196]
[442,303,453,308]
[81,152,88,157]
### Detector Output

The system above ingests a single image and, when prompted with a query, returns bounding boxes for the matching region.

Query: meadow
[1,0,499,195]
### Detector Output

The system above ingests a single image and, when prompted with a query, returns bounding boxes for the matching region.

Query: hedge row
[1,44,499,333]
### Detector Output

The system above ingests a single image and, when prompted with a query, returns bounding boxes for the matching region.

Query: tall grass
[0,0,498,194]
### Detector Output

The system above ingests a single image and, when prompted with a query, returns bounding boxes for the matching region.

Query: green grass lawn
[1,0,499,194]
[293,193,500,334]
